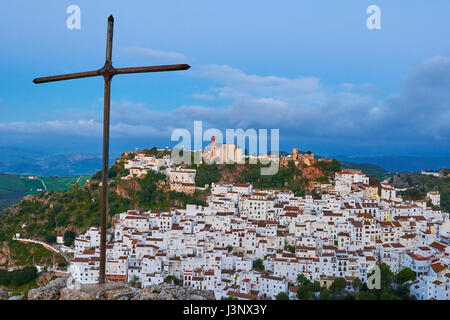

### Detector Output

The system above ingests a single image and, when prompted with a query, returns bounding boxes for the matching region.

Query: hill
[0,146,118,176]
[340,161,389,177]
[0,174,90,212]
[391,172,450,212]
[0,151,344,269]
[335,155,450,173]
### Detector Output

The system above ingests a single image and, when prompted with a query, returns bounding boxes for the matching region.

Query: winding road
[12,236,71,264]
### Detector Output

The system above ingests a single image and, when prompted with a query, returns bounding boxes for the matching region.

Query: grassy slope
[0,174,90,211]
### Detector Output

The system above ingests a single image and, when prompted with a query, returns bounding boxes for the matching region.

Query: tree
[352,278,363,294]
[165,275,182,286]
[358,291,377,300]
[45,235,56,243]
[64,237,74,247]
[226,245,233,253]
[275,292,289,300]
[396,268,416,284]
[319,288,331,300]
[401,188,425,201]
[379,263,394,289]
[329,277,347,297]
[137,171,164,207]
[252,259,264,271]
[380,288,401,300]
[64,230,76,241]
[297,285,313,300]
[195,163,221,187]
[297,274,311,286]
[129,275,140,287]
[285,244,295,253]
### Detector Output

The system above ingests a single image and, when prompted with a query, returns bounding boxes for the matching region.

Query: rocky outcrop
[28,276,215,300]
[302,166,324,180]
[132,283,215,300]
[28,276,69,300]
[0,287,7,300]
[115,180,140,200]
[0,242,11,266]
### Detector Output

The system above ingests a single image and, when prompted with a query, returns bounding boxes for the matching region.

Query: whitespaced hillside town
[69,151,450,300]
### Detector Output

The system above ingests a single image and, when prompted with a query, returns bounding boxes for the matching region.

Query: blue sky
[0,0,449,157]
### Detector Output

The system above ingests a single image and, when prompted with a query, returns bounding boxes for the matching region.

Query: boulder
[28,276,69,300]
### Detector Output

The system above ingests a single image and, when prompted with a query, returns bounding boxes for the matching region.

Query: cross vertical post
[33,15,190,284]
[99,15,115,283]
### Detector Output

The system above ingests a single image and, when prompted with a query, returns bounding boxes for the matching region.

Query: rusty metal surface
[33,70,101,84]
[33,15,190,284]
[99,79,111,284]
[116,64,190,75]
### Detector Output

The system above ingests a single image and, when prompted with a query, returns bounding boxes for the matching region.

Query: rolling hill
[0,174,90,211]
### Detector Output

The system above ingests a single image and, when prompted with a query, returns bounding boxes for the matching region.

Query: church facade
[203,136,244,164]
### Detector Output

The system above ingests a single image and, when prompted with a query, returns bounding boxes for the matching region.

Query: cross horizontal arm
[115,64,190,75]
[33,70,101,84]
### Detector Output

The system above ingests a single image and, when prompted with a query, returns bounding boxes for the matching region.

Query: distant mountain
[335,156,450,173]
[0,147,119,176]
[340,161,388,177]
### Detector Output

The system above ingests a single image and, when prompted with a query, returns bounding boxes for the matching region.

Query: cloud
[122,47,187,61]
[1,57,449,153]
[191,64,323,105]
[185,58,450,145]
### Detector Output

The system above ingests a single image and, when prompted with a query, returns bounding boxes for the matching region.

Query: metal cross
[33,15,190,284]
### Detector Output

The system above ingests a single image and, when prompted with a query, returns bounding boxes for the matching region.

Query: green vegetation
[252,258,264,271]
[195,163,221,187]
[0,155,210,249]
[0,184,101,243]
[135,171,167,209]
[168,191,206,207]
[0,266,37,287]
[285,244,295,254]
[295,264,416,300]
[165,275,182,286]
[194,160,315,195]
[400,188,425,201]
[296,274,321,300]
[314,159,342,177]
[222,295,238,300]
[275,292,289,300]
[0,173,90,211]
[392,172,450,212]
[1,241,65,270]
[63,230,76,247]
[396,268,416,284]
[341,161,389,177]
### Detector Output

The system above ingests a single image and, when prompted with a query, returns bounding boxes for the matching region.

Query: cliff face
[302,166,324,180]
[218,164,248,184]
[115,179,140,199]
[25,276,215,300]
[0,242,11,267]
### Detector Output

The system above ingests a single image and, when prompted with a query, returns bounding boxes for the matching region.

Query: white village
[66,145,450,300]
